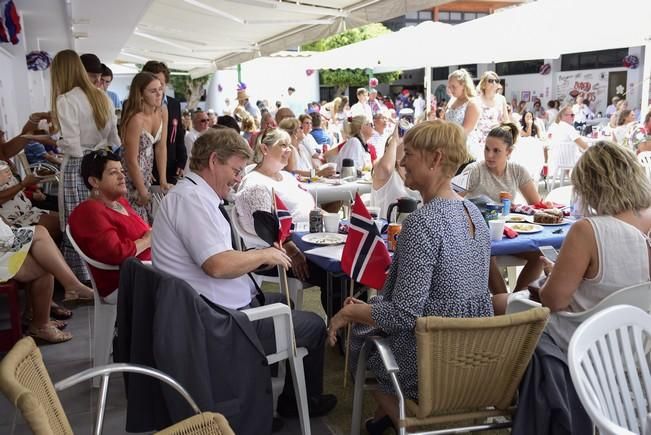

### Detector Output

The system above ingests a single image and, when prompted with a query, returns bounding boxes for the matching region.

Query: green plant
[302,23,400,95]
[169,73,210,109]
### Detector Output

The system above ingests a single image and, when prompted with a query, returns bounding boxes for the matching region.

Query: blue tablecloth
[292,221,571,274]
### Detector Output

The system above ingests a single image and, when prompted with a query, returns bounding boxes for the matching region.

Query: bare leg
[29,225,93,299]
[514,252,544,291]
[492,293,509,315]
[488,257,508,295]
[14,253,50,327]
[371,390,400,429]
[37,213,61,243]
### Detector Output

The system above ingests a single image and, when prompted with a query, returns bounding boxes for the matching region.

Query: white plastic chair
[638,151,651,181]
[568,305,651,435]
[65,225,119,388]
[545,185,573,206]
[548,141,580,188]
[506,282,651,320]
[228,205,308,309]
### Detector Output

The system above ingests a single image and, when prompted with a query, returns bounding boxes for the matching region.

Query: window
[495,59,544,76]
[450,12,462,21]
[458,64,477,77]
[405,11,418,19]
[438,11,450,20]
[432,67,449,81]
[419,11,432,20]
[561,48,628,71]
[464,12,476,20]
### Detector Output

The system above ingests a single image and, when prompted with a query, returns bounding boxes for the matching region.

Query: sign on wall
[556,71,608,113]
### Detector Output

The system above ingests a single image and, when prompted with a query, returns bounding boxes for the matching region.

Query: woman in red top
[69,150,151,300]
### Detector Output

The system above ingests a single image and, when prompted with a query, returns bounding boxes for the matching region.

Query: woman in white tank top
[370,127,421,220]
[495,141,651,352]
[444,69,480,137]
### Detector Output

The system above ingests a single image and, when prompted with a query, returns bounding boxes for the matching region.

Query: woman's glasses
[487,78,500,84]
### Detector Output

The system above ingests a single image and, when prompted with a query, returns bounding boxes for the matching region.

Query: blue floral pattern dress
[351,198,494,399]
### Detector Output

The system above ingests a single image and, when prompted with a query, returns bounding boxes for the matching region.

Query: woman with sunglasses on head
[50,49,120,283]
[120,72,170,224]
[68,150,151,302]
[468,71,510,161]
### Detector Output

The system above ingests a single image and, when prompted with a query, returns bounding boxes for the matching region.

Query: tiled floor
[0,300,334,435]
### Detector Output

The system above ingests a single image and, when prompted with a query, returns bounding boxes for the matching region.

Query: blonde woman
[280,118,335,178]
[445,68,480,136]
[120,72,169,224]
[330,115,374,171]
[495,142,651,353]
[50,49,119,282]
[468,71,509,160]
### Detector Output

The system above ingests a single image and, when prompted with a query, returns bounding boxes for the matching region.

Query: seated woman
[0,161,60,241]
[463,123,550,295]
[326,115,375,171]
[371,127,421,220]
[69,150,151,302]
[496,142,651,351]
[327,120,493,433]
[520,111,542,139]
[279,118,334,178]
[0,219,94,343]
[235,128,342,312]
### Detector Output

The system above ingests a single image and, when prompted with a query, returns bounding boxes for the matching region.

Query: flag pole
[343,277,355,389]
[272,187,297,356]
[343,189,359,388]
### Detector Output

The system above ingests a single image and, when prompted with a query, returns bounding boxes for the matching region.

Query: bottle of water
[570,194,583,219]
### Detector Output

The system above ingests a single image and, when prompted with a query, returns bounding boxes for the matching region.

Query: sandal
[29,324,72,344]
[49,319,67,330]
[50,302,73,320]
[62,290,94,306]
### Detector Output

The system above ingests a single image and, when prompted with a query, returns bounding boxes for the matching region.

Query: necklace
[106,201,124,212]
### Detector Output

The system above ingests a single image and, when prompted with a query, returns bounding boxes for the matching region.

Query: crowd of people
[2,47,651,434]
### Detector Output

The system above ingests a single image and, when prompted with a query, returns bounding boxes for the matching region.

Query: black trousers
[249,292,326,399]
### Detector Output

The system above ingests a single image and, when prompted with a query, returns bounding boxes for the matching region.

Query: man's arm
[202,246,291,279]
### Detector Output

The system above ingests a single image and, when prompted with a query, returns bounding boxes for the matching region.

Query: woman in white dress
[468,71,509,160]
[50,49,120,282]
[445,69,480,136]
[120,72,170,223]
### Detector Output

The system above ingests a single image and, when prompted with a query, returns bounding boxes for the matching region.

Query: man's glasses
[199,119,210,123]
[227,164,245,178]
[487,78,500,84]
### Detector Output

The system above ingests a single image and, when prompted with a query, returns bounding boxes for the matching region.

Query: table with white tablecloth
[301,180,372,205]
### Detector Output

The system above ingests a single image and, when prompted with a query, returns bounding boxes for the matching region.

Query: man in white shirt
[369,111,390,159]
[413,93,426,121]
[184,110,210,172]
[152,128,336,419]
[349,88,373,121]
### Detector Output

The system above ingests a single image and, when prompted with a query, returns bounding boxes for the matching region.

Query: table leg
[326,271,333,321]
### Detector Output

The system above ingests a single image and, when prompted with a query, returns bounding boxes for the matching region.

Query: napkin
[503,226,519,239]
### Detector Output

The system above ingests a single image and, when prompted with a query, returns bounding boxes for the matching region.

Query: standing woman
[445,69,480,136]
[50,49,120,281]
[119,72,169,223]
[468,71,509,160]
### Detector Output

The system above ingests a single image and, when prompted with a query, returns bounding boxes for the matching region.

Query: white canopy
[306,0,651,73]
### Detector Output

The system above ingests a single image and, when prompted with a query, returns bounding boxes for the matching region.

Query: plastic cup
[489,220,505,241]
[323,212,340,233]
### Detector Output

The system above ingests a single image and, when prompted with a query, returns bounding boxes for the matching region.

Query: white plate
[301,232,347,245]
[506,223,543,234]
[524,215,571,226]
[505,214,528,223]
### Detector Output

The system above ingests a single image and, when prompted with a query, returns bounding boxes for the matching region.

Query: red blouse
[69,197,151,297]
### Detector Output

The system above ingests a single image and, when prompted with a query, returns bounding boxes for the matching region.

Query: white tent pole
[641,39,651,118]
[424,65,432,118]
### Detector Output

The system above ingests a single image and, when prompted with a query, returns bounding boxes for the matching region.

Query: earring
[91,188,100,197]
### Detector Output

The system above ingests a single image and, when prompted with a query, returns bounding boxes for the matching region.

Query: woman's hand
[136,190,151,206]
[343,296,366,306]
[290,250,309,282]
[159,182,172,193]
[316,165,335,178]
[540,256,555,277]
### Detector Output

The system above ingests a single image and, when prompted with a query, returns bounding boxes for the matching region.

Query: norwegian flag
[0,1,21,45]
[341,194,391,290]
[275,193,292,244]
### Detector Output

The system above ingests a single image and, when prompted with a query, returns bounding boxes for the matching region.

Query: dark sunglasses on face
[487,79,499,84]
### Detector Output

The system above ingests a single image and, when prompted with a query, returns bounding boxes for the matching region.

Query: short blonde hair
[189,128,251,171]
[403,120,469,177]
[448,69,476,98]
[477,71,499,95]
[571,141,651,216]
[252,128,291,164]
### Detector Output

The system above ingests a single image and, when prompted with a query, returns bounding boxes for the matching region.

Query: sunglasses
[199,119,210,123]
[487,78,500,84]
